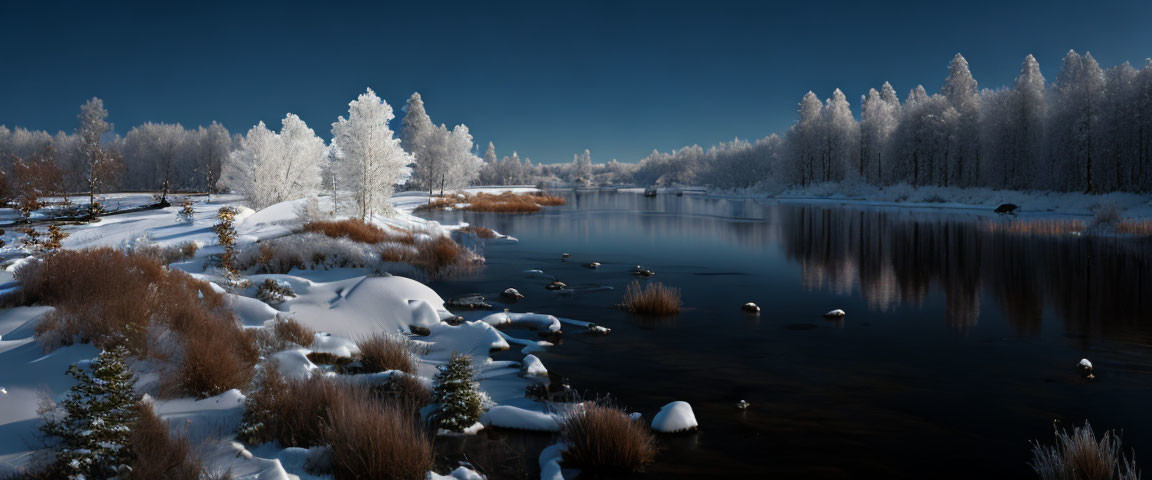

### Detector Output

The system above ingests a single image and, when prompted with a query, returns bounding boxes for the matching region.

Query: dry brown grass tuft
[380,235,479,279]
[303,219,408,245]
[464,192,541,213]
[412,197,456,212]
[1116,220,1152,236]
[458,225,497,239]
[274,316,315,348]
[128,401,206,480]
[357,333,417,374]
[19,248,256,398]
[621,281,681,315]
[241,373,361,448]
[561,403,657,474]
[372,374,432,414]
[1031,421,1141,480]
[326,393,433,480]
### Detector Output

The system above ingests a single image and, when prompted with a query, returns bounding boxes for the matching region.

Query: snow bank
[481,405,560,432]
[651,401,698,433]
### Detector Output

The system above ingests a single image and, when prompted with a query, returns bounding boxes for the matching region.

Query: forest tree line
[3,50,1151,212]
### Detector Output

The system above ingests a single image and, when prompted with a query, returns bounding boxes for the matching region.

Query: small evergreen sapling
[429,352,483,432]
[40,345,139,479]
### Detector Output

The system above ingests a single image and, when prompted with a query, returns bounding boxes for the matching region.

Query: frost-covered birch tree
[76,98,122,218]
[218,114,324,209]
[331,88,412,220]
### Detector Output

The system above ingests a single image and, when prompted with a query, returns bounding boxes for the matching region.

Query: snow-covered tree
[429,353,483,432]
[942,53,981,187]
[860,82,900,183]
[40,346,138,479]
[821,89,859,182]
[331,88,412,220]
[1048,50,1106,192]
[218,114,324,209]
[483,141,497,164]
[76,98,122,219]
[122,122,188,203]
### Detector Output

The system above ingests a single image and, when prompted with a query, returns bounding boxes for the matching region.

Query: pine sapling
[40,345,139,479]
[429,352,484,432]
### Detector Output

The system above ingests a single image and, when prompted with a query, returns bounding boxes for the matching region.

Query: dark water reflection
[423,191,1152,479]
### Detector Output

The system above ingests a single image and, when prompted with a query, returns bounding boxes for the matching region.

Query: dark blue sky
[2,0,1150,163]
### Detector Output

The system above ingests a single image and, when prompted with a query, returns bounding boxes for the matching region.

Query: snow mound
[538,442,568,480]
[651,401,698,433]
[521,354,548,376]
[271,349,318,380]
[824,308,846,318]
[285,275,448,338]
[482,405,560,432]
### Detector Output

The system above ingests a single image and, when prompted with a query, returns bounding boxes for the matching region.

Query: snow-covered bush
[256,278,296,304]
[560,402,657,475]
[429,353,483,432]
[176,199,195,223]
[237,233,377,274]
[39,345,139,479]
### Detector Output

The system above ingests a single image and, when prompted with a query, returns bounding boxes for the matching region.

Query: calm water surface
[423,191,1152,479]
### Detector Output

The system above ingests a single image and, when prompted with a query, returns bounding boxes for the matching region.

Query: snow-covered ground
[0,189,578,479]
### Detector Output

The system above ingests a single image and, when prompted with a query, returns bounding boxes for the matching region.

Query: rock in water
[736,400,749,410]
[994,203,1020,215]
[1079,358,1095,379]
[502,288,524,300]
[824,308,846,319]
[446,294,492,310]
[561,253,571,260]
[742,302,760,313]
[586,262,601,269]
[634,268,655,278]
[546,281,567,290]
[651,401,698,433]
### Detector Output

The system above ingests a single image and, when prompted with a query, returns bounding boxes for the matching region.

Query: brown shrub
[464,193,540,213]
[1031,421,1141,480]
[621,281,681,315]
[357,333,416,374]
[326,393,433,480]
[303,219,395,244]
[274,316,315,348]
[458,225,497,239]
[20,248,256,398]
[372,374,432,414]
[412,197,456,213]
[381,235,478,280]
[241,373,357,448]
[561,403,657,474]
[128,401,205,480]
